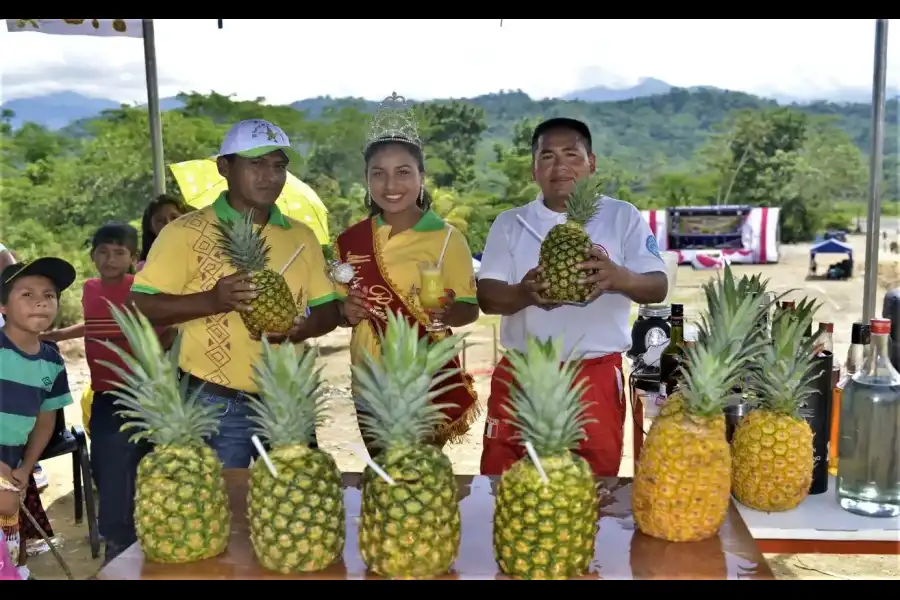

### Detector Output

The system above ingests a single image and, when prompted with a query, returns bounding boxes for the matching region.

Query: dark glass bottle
[659,304,684,396]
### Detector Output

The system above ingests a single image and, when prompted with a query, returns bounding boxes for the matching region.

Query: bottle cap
[819,322,834,333]
[671,303,684,317]
[851,322,871,345]
[870,318,891,336]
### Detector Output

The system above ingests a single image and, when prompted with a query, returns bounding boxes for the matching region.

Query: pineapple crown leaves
[564,174,604,226]
[350,309,468,450]
[94,301,221,446]
[212,207,271,272]
[747,295,825,416]
[248,339,330,448]
[499,334,594,456]
[681,265,773,416]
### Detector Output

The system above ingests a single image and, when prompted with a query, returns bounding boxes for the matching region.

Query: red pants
[480,353,626,477]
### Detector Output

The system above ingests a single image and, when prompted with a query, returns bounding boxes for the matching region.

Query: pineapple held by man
[732,296,821,512]
[97,304,230,563]
[245,339,345,573]
[538,175,603,304]
[212,208,299,338]
[631,266,769,542]
[492,335,599,580]
[352,310,467,580]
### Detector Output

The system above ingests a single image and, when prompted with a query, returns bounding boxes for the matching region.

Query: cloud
[1,19,896,106]
[2,60,188,103]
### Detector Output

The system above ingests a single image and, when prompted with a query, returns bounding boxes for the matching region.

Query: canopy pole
[862,19,889,323]
[142,19,166,197]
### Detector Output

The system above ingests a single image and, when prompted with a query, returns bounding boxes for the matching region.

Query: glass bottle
[659,304,684,397]
[836,318,900,518]
[830,323,870,477]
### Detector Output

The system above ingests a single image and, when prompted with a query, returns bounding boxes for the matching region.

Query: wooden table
[97,469,775,580]
[737,476,900,555]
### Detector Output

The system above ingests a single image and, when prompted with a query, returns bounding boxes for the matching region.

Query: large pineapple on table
[631,266,769,542]
[538,175,603,304]
[492,335,598,580]
[212,208,299,338]
[351,310,467,580]
[245,339,345,573]
[732,297,821,512]
[97,305,231,563]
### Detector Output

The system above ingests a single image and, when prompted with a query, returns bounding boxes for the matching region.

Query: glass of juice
[418,262,447,332]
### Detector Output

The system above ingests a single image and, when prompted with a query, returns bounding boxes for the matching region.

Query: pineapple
[97,305,230,563]
[352,310,467,579]
[732,297,821,512]
[631,266,769,542]
[212,208,299,338]
[492,335,598,580]
[537,175,603,304]
[245,339,345,573]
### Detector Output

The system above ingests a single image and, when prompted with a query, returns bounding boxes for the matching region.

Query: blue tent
[810,238,853,259]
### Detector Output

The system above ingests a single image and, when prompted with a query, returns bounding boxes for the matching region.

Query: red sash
[336,218,480,446]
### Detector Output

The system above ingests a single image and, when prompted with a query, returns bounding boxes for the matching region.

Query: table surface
[737,476,900,542]
[98,469,775,580]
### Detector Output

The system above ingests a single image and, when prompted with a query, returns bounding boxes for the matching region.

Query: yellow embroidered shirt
[337,210,477,368]
[132,193,337,394]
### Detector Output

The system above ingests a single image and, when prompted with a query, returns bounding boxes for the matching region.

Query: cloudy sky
[1,19,897,104]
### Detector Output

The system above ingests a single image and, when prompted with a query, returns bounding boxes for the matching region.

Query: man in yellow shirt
[129,118,341,468]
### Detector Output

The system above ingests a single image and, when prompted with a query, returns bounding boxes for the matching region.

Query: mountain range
[3,77,898,131]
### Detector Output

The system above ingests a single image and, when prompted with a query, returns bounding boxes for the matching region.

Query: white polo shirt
[477,195,666,359]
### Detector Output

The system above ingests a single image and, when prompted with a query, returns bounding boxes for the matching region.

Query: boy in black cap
[0,257,76,568]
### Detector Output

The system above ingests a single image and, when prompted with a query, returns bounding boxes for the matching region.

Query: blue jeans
[191,381,319,469]
[89,391,151,562]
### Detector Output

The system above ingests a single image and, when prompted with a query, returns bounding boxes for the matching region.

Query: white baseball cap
[217,118,301,165]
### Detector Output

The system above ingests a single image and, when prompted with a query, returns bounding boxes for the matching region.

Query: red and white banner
[5,19,143,38]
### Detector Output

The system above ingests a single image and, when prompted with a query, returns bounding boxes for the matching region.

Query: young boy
[0,256,76,572]
[43,223,163,563]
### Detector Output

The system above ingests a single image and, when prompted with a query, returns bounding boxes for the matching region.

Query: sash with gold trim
[336,218,480,446]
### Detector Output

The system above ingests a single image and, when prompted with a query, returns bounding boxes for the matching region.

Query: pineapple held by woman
[632,266,769,542]
[246,340,345,573]
[212,208,299,338]
[732,297,821,512]
[352,310,467,579]
[492,335,598,580]
[538,175,603,304]
[98,305,230,563]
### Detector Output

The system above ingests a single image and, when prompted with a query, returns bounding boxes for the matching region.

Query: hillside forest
[1,87,898,325]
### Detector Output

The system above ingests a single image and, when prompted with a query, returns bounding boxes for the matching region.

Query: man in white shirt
[476,118,669,477]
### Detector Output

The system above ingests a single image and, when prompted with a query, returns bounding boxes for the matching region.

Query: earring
[364,191,371,208]
[417,186,424,206]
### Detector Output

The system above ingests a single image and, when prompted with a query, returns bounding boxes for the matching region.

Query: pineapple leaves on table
[93,302,231,564]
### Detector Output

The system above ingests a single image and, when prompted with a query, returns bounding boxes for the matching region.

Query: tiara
[364,92,422,152]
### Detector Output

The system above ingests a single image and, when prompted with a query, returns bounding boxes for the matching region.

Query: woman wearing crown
[334,93,480,457]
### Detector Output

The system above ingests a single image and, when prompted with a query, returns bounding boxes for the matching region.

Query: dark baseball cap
[1,257,77,297]
[531,117,593,149]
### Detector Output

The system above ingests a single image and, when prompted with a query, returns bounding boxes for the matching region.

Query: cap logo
[250,121,284,145]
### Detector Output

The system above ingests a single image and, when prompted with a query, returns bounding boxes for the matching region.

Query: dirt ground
[24,232,900,580]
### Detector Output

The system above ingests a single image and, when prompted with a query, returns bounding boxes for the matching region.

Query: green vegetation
[2,87,896,326]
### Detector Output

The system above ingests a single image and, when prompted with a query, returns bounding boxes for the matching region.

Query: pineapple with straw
[492,334,599,580]
[352,310,467,579]
[97,304,231,564]
[245,339,345,573]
